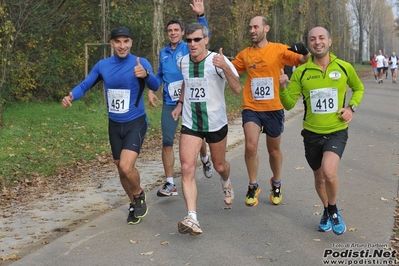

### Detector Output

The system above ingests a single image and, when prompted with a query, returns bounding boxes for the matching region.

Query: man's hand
[338,107,353,124]
[133,57,147,78]
[171,105,182,121]
[212,48,228,69]
[190,0,204,16]
[148,90,161,108]
[62,92,73,108]
[288,42,309,55]
[279,69,290,90]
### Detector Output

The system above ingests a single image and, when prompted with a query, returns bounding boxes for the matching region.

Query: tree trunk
[0,3,15,128]
[152,0,164,72]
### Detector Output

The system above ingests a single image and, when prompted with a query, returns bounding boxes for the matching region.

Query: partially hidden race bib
[107,89,130,113]
[168,80,183,102]
[186,77,208,102]
[310,88,338,113]
[251,77,274,100]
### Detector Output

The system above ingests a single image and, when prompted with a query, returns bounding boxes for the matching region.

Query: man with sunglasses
[149,0,213,199]
[171,22,241,235]
[232,16,309,208]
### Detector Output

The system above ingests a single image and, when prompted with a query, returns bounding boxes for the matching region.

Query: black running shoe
[127,204,141,225]
[133,189,148,218]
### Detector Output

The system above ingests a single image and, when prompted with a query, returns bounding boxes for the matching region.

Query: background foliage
[0,0,398,108]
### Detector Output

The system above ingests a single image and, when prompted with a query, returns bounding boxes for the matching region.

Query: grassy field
[0,66,370,187]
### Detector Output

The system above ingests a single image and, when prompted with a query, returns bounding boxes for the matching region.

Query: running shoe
[178,216,203,235]
[330,210,346,235]
[222,180,234,205]
[133,189,148,218]
[157,182,178,197]
[318,212,331,232]
[269,178,282,205]
[127,204,141,225]
[245,185,261,207]
[202,159,213,178]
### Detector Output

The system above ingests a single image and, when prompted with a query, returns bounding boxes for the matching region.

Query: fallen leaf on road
[160,241,169,246]
[256,256,264,259]
[10,245,23,250]
[0,254,21,261]
[140,251,153,256]
[313,239,321,242]
[348,227,357,232]
[129,240,139,244]
[381,197,389,202]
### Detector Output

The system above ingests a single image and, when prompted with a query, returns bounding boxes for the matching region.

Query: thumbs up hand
[61,92,74,108]
[212,48,227,69]
[133,57,148,78]
[279,69,290,90]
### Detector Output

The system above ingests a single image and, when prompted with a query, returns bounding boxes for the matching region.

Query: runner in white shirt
[389,52,398,83]
[375,50,385,83]
[383,54,389,79]
[171,22,241,235]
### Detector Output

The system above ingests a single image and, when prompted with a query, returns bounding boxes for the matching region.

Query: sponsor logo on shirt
[176,52,183,61]
[329,71,341,80]
[307,75,321,80]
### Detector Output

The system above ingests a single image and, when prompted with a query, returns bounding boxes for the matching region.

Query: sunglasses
[186,37,204,43]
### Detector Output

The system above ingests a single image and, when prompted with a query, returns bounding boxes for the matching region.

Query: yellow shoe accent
[269,178,282,205]
[245,185,261,207]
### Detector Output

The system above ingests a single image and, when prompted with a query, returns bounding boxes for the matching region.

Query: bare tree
[0,3,15,128]
[152,0,164,72]
[349,0,379,62]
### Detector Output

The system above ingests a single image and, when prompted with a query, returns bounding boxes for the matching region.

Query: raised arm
[212,48,241,94]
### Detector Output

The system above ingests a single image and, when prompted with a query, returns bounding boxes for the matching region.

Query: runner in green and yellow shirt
[279,27,364,235]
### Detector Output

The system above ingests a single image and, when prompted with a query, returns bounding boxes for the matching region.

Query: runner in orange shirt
[232,16,309,207]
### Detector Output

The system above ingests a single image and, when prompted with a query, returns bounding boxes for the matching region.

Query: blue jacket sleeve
[155,51,164,89]
[140,58,160,91]
[71,62,101,101]
[197,16,210,38]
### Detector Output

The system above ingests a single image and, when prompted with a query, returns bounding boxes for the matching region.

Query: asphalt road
[9,76,399,266]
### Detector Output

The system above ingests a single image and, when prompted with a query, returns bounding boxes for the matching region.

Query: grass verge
[0,67,370,187]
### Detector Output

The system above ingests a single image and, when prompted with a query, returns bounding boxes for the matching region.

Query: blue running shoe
[330,210,346,235]
[318,212,331,232]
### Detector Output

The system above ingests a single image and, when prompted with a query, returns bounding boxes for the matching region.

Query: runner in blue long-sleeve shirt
[62,26,158,225]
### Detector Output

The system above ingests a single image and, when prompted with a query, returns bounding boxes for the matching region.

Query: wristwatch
[349,104,356,113]
[145,70,150,79]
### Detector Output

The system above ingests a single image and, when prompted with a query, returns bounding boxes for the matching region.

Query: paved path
[7,77,399,266]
